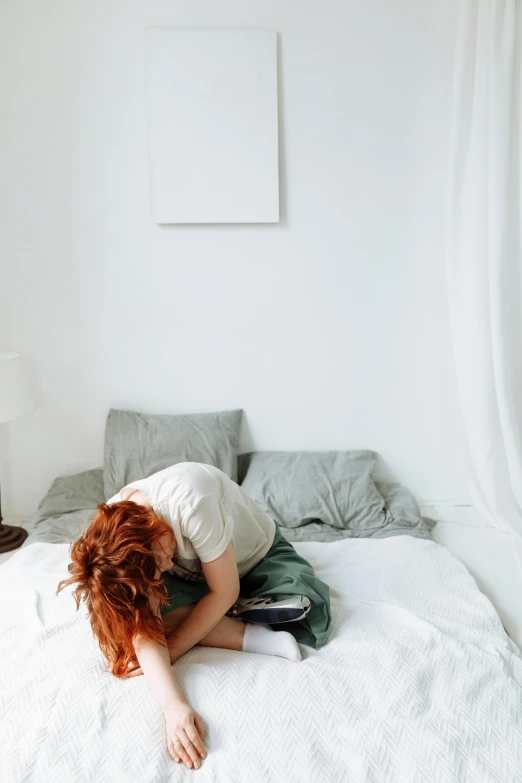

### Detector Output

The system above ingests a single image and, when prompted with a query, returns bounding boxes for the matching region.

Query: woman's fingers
[124,660,143,677]
[194,713,206,741]
[187,726,206,761]
[167,738,185,765]
[127,662,143,677]
[169,732,196,769]
[176,728,203,769]
[164,706,207,767]
[108,659,142,677]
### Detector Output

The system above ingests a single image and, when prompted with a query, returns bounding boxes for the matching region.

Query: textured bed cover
[1,535,522,783]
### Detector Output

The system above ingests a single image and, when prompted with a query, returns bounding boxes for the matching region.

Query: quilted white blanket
[1,536,522,783]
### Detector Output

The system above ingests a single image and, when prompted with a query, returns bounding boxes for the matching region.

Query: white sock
[242,622,302,662]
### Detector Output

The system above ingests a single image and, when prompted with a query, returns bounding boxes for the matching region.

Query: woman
[56,461,332,770]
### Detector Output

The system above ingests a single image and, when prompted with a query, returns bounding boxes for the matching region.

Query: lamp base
[0,522,29,554]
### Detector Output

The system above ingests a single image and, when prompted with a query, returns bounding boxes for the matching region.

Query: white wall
[0,0,467,517]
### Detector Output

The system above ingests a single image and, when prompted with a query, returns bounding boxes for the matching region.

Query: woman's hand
[164,701,207,769]
[107,658,143,677]
[124,661,143,677]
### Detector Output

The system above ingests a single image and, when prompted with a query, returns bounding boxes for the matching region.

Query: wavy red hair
[56,501,176,679]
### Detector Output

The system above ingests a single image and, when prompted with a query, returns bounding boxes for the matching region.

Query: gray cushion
[34,467,105,523]
[239,450,432,538]
[24,508,100,547]
[103,408,243,499]
[275,480,432,542]
[25,449,433,548]
[239,450,386,530]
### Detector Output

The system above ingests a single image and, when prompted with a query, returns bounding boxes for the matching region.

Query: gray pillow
[24,509,100,548]
[34,467,105,523]
[273,480,433,542]
[239,450,392,532]
[103,408,243,500]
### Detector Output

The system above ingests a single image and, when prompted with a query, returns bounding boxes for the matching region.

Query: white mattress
[2,536,522,782]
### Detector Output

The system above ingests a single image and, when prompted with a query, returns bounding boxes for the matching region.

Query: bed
[1,410,522,782]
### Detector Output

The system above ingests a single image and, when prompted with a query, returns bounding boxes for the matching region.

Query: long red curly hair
[56,501,176,679]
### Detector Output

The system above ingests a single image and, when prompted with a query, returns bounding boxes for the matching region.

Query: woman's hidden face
[152,532,176,575]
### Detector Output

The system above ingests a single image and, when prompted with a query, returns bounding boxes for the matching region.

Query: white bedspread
[1,536,522,783]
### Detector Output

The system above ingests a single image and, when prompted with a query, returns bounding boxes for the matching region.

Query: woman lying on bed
[56,462,331,770]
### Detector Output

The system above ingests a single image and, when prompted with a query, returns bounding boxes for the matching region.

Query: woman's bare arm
[166,543,240,661]
[132,626,186,713]
[133,595,207,768]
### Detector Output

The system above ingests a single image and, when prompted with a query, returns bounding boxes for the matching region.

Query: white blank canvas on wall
[144,28,280,224]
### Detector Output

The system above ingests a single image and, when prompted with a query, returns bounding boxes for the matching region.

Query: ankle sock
[242,622,302,662]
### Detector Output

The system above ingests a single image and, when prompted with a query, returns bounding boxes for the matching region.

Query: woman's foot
[242,623,302,661]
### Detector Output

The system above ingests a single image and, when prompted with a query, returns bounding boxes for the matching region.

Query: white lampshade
[0,352,39,424]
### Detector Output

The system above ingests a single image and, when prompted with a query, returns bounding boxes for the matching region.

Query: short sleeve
[183,493,233,563]
[106,492,121,505]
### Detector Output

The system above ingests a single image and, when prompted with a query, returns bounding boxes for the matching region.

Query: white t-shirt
[106,462,276,583]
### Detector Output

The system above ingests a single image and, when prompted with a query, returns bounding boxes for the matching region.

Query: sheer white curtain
[446,0,522,536]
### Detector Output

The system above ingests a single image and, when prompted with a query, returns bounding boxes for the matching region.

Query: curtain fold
[446,0,522,535]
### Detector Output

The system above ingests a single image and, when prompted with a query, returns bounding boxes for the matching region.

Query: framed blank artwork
[144,28,280,224]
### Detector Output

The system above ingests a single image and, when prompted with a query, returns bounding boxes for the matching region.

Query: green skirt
[159,521,332,649]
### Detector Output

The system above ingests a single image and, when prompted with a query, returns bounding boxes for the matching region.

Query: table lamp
[0,352,39,553]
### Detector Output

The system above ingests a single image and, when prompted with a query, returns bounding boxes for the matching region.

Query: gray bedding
[103,408,243,499]
[21,464,434,549]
